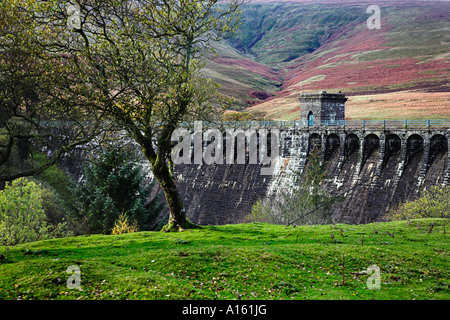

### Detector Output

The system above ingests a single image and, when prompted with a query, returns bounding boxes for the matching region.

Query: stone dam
[171,92,450,226]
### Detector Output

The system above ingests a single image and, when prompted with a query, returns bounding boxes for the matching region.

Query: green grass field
[1,219,448,300]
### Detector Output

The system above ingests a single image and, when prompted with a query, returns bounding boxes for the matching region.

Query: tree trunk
[143,141,199,232]
[152,159,199,232]
[128,120,199,232]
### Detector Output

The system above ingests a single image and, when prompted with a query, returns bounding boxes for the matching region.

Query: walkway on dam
[181,119,450,130]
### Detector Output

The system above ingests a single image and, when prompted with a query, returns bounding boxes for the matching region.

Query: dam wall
[174,125,449,225]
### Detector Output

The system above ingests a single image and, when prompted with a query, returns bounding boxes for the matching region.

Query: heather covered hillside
[206,0,450,119]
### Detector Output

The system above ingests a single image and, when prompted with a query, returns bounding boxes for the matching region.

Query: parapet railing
[321,119,450,130]
[182,119,450,130]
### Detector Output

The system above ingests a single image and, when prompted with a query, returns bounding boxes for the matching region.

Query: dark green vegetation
[68,144,164,234]
[0,142,165,246]
[1,219,448,300]
[0,0,246,231]
[228,3,364,65]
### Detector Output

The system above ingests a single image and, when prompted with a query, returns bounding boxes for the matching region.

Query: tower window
[330,113,336,124]
[308,112,314,126]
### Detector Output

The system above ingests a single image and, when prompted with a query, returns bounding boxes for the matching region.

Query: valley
[205,0,450,119]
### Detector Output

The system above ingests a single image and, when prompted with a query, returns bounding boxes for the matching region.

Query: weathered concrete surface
[174,162,271,225]
[174,127,449,225]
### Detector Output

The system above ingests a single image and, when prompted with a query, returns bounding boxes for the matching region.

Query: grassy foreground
[0,219,449,300]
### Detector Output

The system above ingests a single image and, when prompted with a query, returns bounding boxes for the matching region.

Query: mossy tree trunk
[133,124,199,232]
[152,158,195,232]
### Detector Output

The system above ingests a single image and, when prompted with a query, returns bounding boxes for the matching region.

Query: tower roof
[299,91,347,102]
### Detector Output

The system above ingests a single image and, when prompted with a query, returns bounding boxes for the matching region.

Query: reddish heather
[325,29,394,63]
[278,15,449,95]
[212,57,281,83]
[250,0,445,6]
[288,106,301,114]
[288,58,449,92]
[213,1,449,111]
[283,24,395,86]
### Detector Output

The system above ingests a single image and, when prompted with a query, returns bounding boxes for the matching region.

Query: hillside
[0,219,449,300]
[206,0,450,119]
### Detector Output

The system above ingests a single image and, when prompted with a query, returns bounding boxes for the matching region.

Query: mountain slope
[206,1,450,119]
[202,41,282,109]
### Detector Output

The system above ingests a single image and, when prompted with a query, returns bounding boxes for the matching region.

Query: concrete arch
[364,131,381,139]
[385,133,402,154]
[325,133,340,161]
[362,134,380,163]
[346,130,364,139]
[429,134,448,165]
[406,134,424,159]
[404,132,426,144]
[364,134,380,148]
[308,133,321,154]
[344,133,360,157]
[430,134,448,151]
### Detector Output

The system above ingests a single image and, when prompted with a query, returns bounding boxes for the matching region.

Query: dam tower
[299,91,347,127]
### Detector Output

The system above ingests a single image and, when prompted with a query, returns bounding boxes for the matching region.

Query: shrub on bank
[387,186,450,221]
[0,178,70,245]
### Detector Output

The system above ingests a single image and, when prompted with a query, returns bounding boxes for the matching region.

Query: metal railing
[180,119,450,130]
[321,119,450,129]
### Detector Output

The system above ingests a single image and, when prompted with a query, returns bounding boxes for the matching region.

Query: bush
[111,212,140,235]
[248,146,338,225]
[387,186,450,221]
[40,187,66,226]
[70,143,164,234]
[0,178,70,245]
